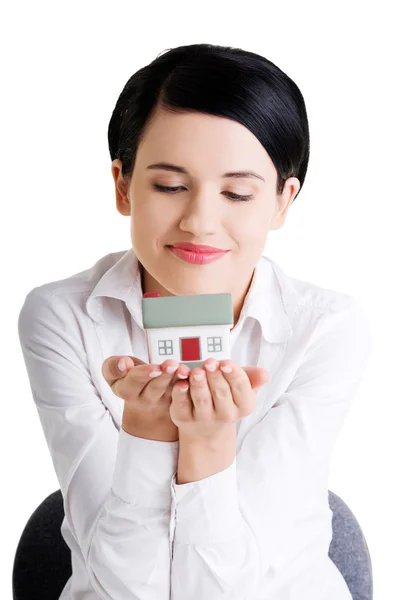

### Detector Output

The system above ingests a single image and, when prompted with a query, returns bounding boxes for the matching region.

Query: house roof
[142,293,233,329]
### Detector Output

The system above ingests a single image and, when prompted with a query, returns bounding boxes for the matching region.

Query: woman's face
[112,107,300,303]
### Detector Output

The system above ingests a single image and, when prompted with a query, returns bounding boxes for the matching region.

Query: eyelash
[152,184,254,202]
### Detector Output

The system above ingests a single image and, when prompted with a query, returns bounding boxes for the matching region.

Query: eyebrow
[146,162,265,182]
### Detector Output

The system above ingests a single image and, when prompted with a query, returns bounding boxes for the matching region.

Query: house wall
[146,324,231,366]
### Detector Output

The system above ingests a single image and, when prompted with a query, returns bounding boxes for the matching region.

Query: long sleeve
[18,290,179,600]
[169,296,374,599]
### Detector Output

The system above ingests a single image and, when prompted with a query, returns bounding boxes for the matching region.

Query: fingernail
[204,362,217,372]
[220,365,232,373]
[118,358,126,372]
[149,370,162,378]
[166,365,178,374]
[177,372,189,379]
[180,384,189,392]
[193,371,205,381]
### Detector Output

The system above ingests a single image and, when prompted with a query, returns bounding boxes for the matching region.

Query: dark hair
[108,43,310,202]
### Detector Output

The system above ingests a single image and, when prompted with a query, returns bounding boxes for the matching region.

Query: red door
[181,337,201,361]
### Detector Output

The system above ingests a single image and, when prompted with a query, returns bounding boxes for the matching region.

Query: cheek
[232,208,269,239]
[132,202,176,239]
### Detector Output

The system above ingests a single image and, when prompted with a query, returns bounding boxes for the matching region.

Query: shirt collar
[86,248,292,344]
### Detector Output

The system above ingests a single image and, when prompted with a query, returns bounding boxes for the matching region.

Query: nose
[178,190,222,237]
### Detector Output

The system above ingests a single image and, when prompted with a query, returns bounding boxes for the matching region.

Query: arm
[122,403,179,442]
[176,424,236,484]
[18,290,178,600]
[169,297,374,599]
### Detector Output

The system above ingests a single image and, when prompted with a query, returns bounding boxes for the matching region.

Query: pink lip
[168,246,228,265]
[170,242,227,253]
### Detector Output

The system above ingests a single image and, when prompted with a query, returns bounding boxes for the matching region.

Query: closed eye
[152,184,253,203]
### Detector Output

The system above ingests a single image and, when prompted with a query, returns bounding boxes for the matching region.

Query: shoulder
[24,250,126,300]
[266,256,373,347]
[267,256,355,310]
[18,249,127,327]
[268,256,370,319]
[19,250,126,306]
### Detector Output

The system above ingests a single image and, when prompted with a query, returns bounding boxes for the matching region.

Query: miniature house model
[142,292,234,369]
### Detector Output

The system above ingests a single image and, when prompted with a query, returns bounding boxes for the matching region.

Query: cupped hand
[101,355,191,421]
[169,358,270,441]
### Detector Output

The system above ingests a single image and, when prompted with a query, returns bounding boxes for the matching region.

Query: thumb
[242,366,270,390]
[101,355,147,388]
[120,355,148,370]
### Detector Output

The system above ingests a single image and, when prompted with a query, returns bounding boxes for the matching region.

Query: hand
[169,359,270,442]
[101,355,190,422]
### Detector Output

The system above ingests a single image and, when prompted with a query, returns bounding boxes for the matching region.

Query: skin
[109,106,301,447]
[111,106,300,328]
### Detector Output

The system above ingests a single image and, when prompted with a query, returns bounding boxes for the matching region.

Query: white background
[1,1,398,598]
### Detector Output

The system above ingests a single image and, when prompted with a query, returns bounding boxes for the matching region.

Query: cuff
[112,427,179,508]
[171,456,244,545]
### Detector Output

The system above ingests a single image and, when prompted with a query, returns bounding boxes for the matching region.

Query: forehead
[137,107,276,180]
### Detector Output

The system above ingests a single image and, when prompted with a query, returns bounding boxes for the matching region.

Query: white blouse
[17,247,373,600]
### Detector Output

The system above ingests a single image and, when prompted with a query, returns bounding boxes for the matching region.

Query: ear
[270,177,301,230]
[111,159,131,216]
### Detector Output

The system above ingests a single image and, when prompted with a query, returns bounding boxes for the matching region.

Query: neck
[139,262,254,329]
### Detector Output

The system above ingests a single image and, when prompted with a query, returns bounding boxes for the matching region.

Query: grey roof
[142,293,233,329]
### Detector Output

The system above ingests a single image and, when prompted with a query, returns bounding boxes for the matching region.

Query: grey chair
[12,489,373,600]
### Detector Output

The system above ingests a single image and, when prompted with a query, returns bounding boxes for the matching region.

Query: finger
[163,362,190,398]
[171,379,193,420]
[140,359,179,399]
[140,359,192,401]
[202,360,233,418]
[189,368,214,416]
[101,355,141,388]
[241,366,270,389]
[219,360,255,413]
[112,360,164,401]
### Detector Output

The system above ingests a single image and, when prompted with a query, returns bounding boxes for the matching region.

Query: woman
[18,43,373,600]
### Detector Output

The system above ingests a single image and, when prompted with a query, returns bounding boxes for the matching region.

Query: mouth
[167,245,229,265]
[170,242,227,253]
